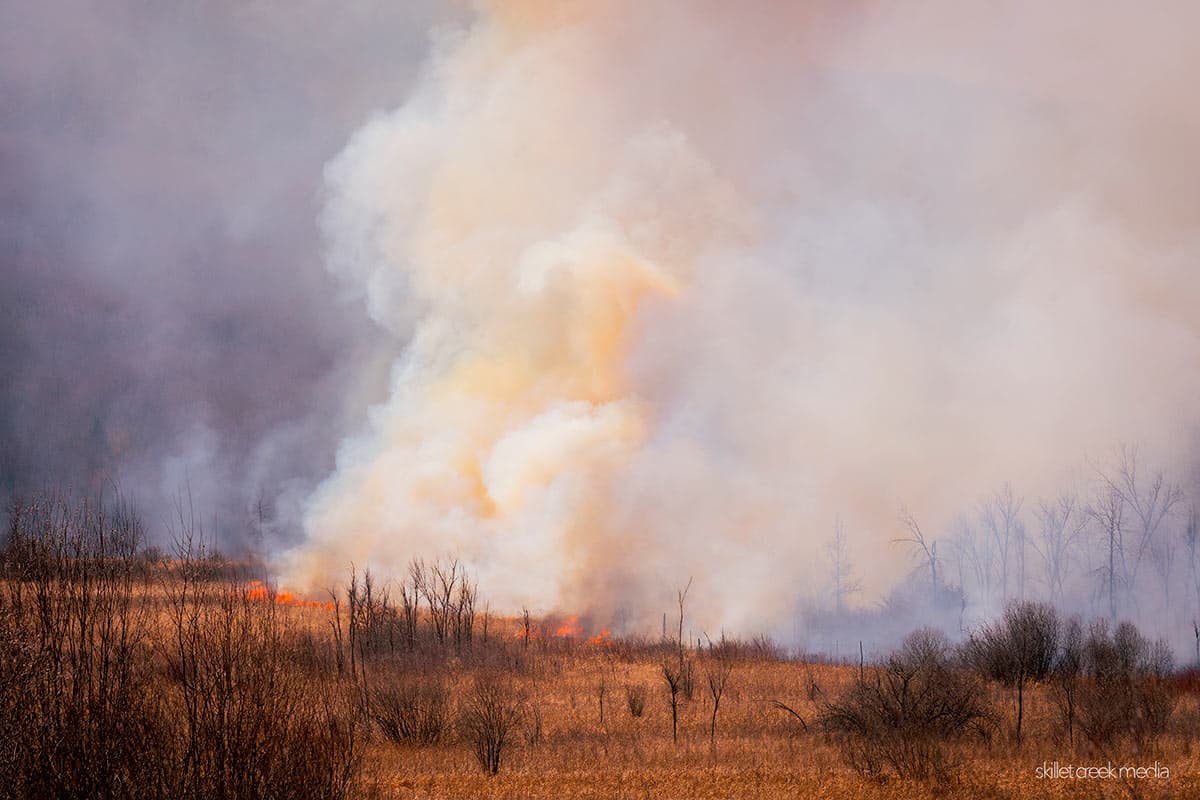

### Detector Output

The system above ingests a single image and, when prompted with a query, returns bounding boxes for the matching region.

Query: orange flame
[554,614,582,638]
[588,628,613,647]
[509,614,611,643]
[246,580,335,611]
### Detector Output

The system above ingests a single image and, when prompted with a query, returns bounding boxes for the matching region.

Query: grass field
[2,496,1198,799]
[348,638,1200,800]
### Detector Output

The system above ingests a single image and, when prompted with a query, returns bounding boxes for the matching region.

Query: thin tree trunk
[1016,677,1024,743]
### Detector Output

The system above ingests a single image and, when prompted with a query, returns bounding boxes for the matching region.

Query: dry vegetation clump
[459,675,524,775]
[0,495,175,800]
[1075,619,1176,751]
[164,574,364,800]
[819,628,994,782]
[625,682,647,718]
[371,673,451,745]
[961,600,1059,742]
[0,493,364,800]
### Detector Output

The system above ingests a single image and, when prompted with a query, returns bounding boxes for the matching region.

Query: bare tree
[1186,507,1200,665]
[1087,482,1126,622]
[979,484,1025,602]
[1051,616,1084,746]
[327,588,345,677]
[676,578,692,661]
[452,571,478,651]
[1149,528,1177,616]
[675,577,695,699]
[951,516,994,604]
[896,505,939,598]
[1032,492,1084,607]
[661,577,695,743]
[703,636,734,750]
[826,518,861,616]
[398,578,418,651]
[661,658,685,744]
[1110,445,1182,595]
[347,567,394,698]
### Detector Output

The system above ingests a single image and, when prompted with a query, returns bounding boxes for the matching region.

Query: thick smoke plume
[6,3,1199,646]
[288,0,1200,639]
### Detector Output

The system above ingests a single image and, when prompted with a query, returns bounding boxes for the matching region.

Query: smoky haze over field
[5,2,1200,649]
[1,2,450,541]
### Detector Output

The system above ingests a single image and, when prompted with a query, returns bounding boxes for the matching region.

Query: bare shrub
[625,683,647,718]
[1077,619,1175,750]
[461,676,523,775]
[1051,615,1084,745]
[746,633,787,661]
[961,600,1059,741]
[0,491,370,800]
[821,628,992,782]
[657,578,697,744]
[372,675,451,745]
[704,638,734,749]
[661,657,689,744]
[524,700,544,747]
[165,575,365,800]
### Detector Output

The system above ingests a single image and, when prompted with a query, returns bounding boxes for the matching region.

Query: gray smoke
[6,3,1200,654]
[1,2,453,545]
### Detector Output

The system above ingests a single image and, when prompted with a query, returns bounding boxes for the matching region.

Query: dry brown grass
[334,631,1200,800]
[4,496,1200,800]
[9,571,1200,799]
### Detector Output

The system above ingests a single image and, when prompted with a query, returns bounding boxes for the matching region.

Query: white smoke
[285,1,1200,636]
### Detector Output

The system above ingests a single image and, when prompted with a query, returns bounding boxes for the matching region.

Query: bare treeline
[816,444,1200,658]
[343,557,480,669]
[951,447,1192,626]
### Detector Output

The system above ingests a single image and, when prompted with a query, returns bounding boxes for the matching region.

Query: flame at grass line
[588,629,614,647]
[510,614,612,644]
[246,580,336,612]
[555,615,583,638]
[285,0,1200,643]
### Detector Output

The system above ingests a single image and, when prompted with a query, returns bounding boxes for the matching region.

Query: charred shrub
[821,628,992,782]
